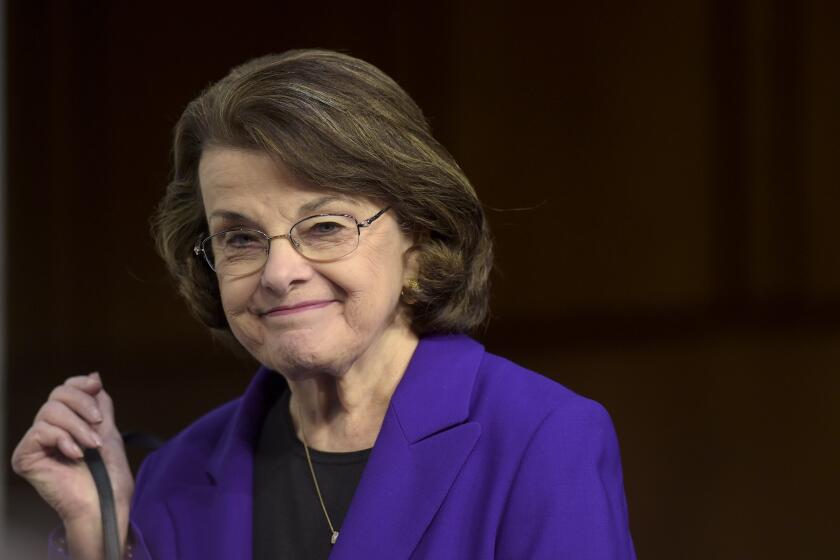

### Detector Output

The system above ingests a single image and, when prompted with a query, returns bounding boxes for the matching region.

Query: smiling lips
[260,300,335,317]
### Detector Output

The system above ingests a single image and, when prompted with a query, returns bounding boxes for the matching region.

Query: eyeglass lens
[205,214,360,276]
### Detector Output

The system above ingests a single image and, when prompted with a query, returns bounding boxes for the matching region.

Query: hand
[11,372,135,558]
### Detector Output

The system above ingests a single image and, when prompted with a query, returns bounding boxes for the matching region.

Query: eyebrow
[207,210,257,226]
[298,195,360,215]
[207,195,360,225]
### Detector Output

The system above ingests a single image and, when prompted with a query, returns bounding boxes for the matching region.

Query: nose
[259,235,313,294]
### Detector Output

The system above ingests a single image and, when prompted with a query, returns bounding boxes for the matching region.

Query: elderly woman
[13,50,635,559]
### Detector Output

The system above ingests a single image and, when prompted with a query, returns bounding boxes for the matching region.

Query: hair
[152,49,493,339]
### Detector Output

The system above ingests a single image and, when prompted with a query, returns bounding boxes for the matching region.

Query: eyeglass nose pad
[265,234,305,266]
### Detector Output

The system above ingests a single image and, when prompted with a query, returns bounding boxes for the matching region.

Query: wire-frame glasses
[194,207,390,277]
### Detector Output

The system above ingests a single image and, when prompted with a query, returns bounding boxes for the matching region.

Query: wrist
[63,505,131,559]
[63,515,104,560]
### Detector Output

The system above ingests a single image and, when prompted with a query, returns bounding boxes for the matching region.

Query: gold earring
[401,279,420,304]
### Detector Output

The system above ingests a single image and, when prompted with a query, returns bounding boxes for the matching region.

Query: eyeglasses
[194,207,390,277]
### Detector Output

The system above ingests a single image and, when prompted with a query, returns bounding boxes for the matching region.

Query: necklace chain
[296,400,340,546]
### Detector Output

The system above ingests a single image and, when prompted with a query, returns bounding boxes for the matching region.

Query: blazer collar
[387,333,483,442]
[205,365,280,489]
[206,333,484,485]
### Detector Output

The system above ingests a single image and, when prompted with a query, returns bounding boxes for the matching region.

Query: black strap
[83,448,121,560]
[121,432,166,450]
[82,432,165,560]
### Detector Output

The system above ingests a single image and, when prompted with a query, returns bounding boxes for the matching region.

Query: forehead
[200,147,309,198]
[198,147,365,216]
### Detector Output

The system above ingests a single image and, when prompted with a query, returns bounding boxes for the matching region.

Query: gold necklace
[296,400,340,545]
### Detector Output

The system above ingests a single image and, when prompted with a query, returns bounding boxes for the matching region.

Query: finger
[92,386,116,427]
[48,385,103,424]
[34,421,86,460]
[35,401,102,449]
[63,372,103,395]
[12,421,84,471]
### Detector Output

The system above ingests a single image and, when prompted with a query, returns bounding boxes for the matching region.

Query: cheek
[219,279,248,313]
[218,278,264,342]
[218,273,260,309]
[338,252,403,322]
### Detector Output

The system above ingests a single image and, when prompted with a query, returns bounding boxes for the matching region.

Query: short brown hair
[152,49,493,337]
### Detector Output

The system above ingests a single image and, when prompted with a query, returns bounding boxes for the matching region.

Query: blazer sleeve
[47,450,170,560]
[494,401,636,560]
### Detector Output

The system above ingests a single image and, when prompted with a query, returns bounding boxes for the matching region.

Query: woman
[12,49,636,559]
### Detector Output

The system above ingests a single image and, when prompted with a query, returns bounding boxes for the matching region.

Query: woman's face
[198,147,418,377]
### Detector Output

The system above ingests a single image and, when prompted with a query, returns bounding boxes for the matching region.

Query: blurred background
[3,0,839,558]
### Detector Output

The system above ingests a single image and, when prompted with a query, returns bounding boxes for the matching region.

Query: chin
[260,332,354,378]
[228,316,336,373]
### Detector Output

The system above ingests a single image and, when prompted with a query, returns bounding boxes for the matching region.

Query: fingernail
[91,432,103,447]
[91,408,103,422]
[72,443,84,457]
[89,372,101,383]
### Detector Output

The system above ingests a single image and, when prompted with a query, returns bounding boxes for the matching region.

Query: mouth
[259,300,336,317]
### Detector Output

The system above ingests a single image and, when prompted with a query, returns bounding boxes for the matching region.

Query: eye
[216,229,265,250]
[298,218,351,238]
[292,215,358,252]
[311,221,344,235]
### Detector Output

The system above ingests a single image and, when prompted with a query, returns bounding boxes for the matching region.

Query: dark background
[4,1,840,558]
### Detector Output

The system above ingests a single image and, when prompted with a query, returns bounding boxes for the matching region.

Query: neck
[288,327,419,452]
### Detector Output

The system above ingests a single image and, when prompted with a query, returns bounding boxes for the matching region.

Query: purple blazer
[51,334,635,559]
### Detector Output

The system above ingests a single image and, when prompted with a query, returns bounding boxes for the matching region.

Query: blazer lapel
[331,335,485,560]
[165,368,281,560]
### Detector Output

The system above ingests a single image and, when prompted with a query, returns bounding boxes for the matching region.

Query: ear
[399,228,424,284]
[402,246,421,285]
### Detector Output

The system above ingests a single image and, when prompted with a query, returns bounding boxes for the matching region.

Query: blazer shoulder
[473,350,613,435]
[479,353,635,558]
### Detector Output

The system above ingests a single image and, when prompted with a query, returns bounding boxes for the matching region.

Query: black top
[253,375,372,560]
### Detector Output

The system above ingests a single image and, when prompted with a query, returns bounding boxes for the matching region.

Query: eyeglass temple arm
[358,206,390,229]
